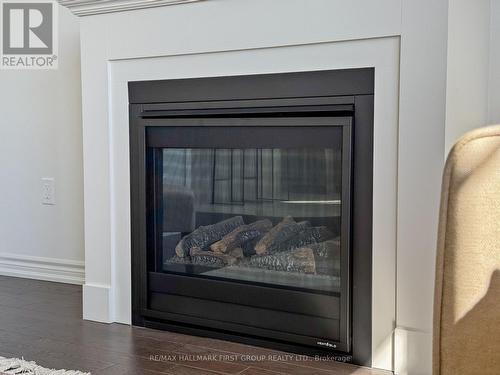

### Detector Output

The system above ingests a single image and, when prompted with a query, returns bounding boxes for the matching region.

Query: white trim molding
[0,253,85,285]
[83,283,112,322]
[58,0,204,16]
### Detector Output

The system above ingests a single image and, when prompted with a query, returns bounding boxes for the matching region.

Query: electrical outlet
[41,177,55,205]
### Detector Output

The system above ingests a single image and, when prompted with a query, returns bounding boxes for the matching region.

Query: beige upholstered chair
[434,125,500,375]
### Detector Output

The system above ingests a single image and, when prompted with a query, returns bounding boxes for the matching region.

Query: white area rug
[0,357,90,375]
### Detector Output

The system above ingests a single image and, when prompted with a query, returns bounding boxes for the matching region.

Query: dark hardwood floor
[0,276,390,375]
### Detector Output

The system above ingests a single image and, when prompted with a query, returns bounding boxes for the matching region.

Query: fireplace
[129,69,374,365]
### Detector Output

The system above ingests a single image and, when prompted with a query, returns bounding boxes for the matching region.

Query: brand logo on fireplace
[316,341,337,349]
[1,0,58,69]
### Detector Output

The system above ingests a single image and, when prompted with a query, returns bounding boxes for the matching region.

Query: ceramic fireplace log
[245,240,341,275]
[190,249,239,267]
[175,216,245,257]
[253,216,294,255]
[271,226,335,254]
[312,238,341,258]
[239,236,262,257]
[254,217,310,255]
[210,219,273,253]
[311,239,341,276]
[229,248,244,259]
[246,247,317,274]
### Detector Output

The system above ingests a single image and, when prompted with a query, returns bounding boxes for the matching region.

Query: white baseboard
[0,252,85,285]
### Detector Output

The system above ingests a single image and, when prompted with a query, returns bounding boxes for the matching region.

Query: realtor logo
[1,0,58,69]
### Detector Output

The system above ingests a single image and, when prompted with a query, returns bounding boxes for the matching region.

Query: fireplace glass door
[159,146,343,293]
[144,116,352,351]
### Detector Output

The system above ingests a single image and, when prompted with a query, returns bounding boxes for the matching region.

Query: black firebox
[129,69,374,366]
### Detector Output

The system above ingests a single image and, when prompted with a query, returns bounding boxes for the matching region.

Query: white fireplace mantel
[68,1,450,374]
[58,0,203,16]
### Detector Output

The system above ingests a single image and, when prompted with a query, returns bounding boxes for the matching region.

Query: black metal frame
[129,69,374,366]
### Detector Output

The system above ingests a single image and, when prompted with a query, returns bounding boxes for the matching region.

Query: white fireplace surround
[69,1,450,374]
[113,38,398,363]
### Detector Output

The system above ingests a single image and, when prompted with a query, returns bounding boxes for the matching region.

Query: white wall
[444,0,500,153]
[0,6,84,284]
[445,0,491,154]
[489,0,500,124]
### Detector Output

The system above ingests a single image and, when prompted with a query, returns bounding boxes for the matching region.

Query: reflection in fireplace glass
[159,147,342,293]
